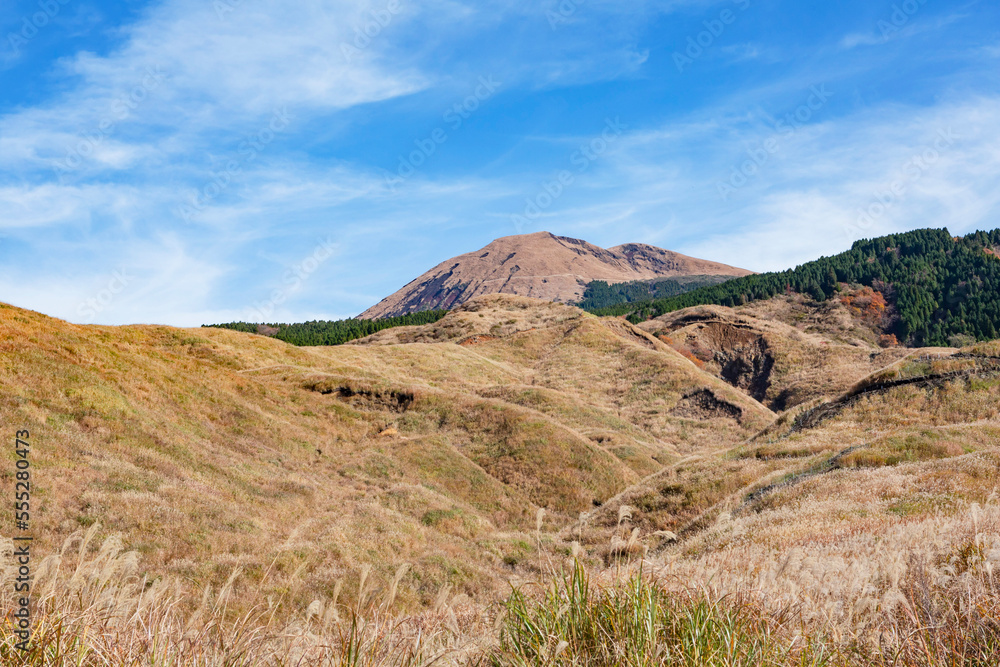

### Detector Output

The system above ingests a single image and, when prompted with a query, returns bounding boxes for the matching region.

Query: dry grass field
[1,293,999,665]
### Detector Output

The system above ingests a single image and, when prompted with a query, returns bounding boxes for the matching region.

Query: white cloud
[0,182,133,229]
[839,12,966,50]
[839,32,883,50]
[721,42,761,62]
[73,0,427,116]
[0,0,437,179]
[472,92,1000,274]
[1,0,997,326]
[0,231,228,326]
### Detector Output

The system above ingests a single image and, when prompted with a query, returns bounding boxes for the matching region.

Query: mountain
[596,227,1000,347]
[358,231,752,319]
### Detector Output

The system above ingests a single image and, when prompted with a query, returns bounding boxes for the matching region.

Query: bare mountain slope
[359,231,751,319]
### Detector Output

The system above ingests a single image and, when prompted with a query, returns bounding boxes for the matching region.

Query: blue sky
[1,0,998,325]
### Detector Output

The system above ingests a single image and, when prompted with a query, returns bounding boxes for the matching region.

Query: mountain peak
[359,233,751,319]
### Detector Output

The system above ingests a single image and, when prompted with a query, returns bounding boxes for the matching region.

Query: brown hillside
[3,295,1000,663]
[358,232,751,319]
[0,295,766,617]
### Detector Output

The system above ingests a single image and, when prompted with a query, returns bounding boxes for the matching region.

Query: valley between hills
[3,237,1000,664]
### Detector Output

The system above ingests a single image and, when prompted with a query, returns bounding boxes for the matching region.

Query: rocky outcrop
[700,323,775,403]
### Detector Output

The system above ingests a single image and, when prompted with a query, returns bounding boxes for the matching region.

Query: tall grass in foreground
[3,504,1000,666]
[488,560,830,667]
[487,558,1000,666]
[489,500,1000,666]
[0,524,460,666]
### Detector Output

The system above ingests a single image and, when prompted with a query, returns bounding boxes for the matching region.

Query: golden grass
[5,503,999,666]
[3,295,1000,665]
[0,524,489,666]
[0,295,774,620]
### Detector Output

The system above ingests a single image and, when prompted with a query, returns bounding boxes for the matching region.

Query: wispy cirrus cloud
[512,95,1000,273]
[839,10,967,50]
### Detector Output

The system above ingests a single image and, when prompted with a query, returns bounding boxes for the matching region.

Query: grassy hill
[202,275,731,348]
[2,294,1000,664]
[0,297,766,622]
[591,228,1000,347]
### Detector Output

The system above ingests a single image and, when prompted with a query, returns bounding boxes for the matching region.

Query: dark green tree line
[204,310,449,346]
[589,228,1000,347]
[576,275,731,310]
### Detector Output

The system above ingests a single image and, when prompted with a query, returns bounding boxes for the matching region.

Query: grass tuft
[488,560,829,667]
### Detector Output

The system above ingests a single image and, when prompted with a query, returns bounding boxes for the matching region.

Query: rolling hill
[4,289,1000,664]
[0,295,769,616]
